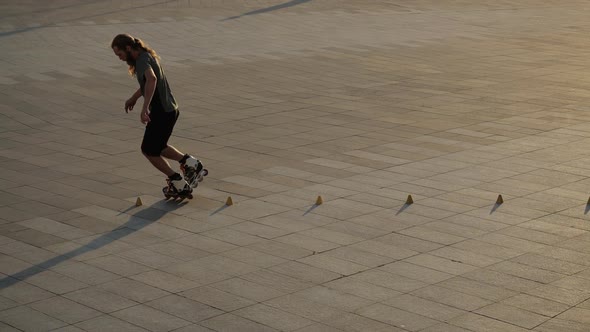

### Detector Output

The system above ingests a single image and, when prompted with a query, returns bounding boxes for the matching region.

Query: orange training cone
[315,196,323,205]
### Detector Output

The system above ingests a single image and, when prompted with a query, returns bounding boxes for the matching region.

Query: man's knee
[141,143,162,157]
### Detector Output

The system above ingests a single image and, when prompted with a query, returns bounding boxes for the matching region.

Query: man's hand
[140,108,151,124]
[125,97,137,113]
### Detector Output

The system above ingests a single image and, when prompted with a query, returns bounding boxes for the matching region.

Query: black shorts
[141,109,179,156]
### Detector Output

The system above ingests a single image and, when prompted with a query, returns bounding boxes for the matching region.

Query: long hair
[111,34,160,76]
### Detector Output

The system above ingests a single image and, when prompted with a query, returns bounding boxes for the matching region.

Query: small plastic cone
[225,196,233,206]
[316,196,323,205]
[406,195,413,205]
[496,195,504,204]
[135,197,143,206]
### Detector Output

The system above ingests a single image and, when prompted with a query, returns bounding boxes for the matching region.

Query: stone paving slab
[3,0,590,331]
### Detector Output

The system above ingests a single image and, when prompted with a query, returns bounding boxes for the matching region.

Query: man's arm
[125,88,142,113]
[131,88,142,101]
[140,67,157,123]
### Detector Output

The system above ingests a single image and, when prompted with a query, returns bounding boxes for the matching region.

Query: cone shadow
[210,204,230,216]
[303,204,320,216]
[396,203,411,215]
[490,203,501,214]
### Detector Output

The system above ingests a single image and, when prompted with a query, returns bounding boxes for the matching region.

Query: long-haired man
[111,34,206,197]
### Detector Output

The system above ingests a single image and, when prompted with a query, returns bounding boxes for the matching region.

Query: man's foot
[180,155,207,188]
[163,173,192,198]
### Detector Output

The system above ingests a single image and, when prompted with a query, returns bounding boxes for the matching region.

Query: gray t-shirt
[135,52,178,113]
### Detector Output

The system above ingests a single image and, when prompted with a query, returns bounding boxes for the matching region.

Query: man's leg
[145,154,176,177]
[161,145,184,162]
[161,145,203,187]
[141,111,182,176]
[146,153,191,195]
[140,112,192,195]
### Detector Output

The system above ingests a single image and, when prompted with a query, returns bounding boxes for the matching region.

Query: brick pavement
[2,0,590,331]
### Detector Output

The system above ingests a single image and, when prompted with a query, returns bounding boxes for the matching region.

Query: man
[111,34,206,197]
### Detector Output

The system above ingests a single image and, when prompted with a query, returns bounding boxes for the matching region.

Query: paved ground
[2,0,590,331]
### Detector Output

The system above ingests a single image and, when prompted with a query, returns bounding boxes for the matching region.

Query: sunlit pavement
[2,1,590,331]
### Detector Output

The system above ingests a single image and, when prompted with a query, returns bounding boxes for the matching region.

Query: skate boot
[163,174,193,199]
[180,155,208,188]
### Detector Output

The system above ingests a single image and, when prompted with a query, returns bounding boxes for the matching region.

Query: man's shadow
[0,199,186,289]
[0,0,174,38]
[223,0,312,21]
